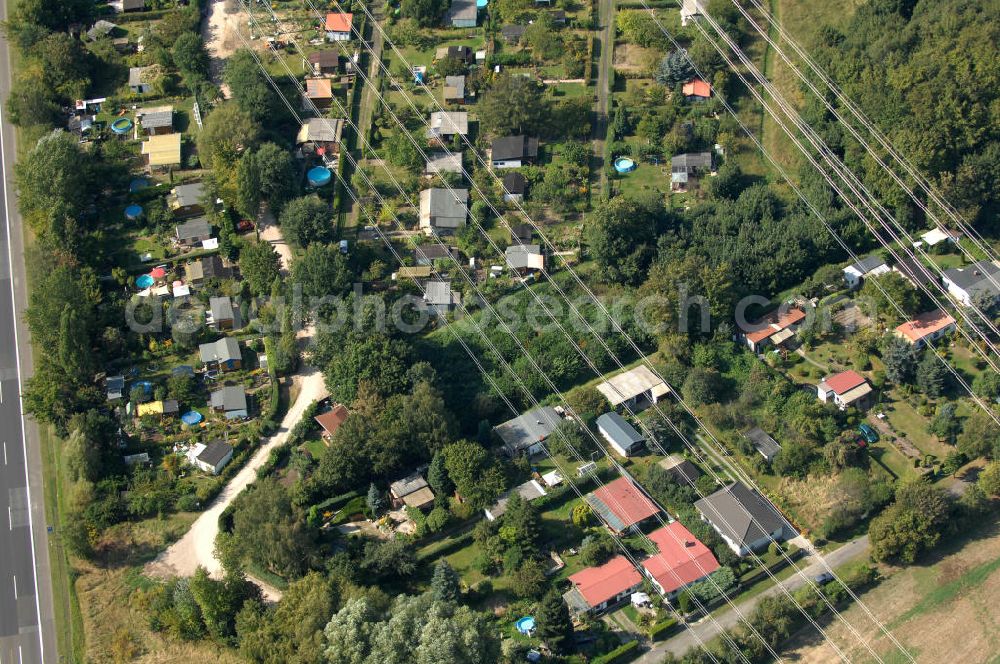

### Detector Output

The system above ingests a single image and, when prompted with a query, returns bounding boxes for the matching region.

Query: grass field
[779,513,1000,662]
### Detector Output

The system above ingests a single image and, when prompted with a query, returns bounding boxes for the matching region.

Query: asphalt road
[0,0,58,660]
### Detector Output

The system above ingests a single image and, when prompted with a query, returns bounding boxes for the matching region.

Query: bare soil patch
[612,42,658,75]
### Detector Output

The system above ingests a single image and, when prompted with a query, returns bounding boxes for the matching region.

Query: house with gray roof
[446,0,478,27]
[744,427,781,463]
[107,375,125,401]
[87,20,118,41]
[128,67,152,94]
[425,151,463,176]
[194,440,233,474]
[168,182,206,217]
[208,296,236,330]
[501,24,527,43]
[596,412,644,457]
[670,152,713,191]
[137,106,173,135]
[414,244,460,266]
[199,337,242,371]
[485,479,547,521]
[494,406,562,457]
[419,188,468,234]
[175,217,212,247]
[694,482,789,557]
[942,260,1000,307]
[426,111,469,142]
[423,280,460,316]
[658,455,702,485]
[504,244,544,274]
[444,75,466,103]
[210,386,248,419]
[843,254,889,289]
[491,136,539,169]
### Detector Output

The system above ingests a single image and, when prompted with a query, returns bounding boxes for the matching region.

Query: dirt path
[201,0,250,95]
[258,205,293,273]
[146,367,327,597]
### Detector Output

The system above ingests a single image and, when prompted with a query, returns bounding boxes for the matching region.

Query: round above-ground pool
[477,0,488,7]
[129,177,148,193]
[515,616,536,636]
[181,411,203,426]
[134,380,153,394]
[614,157,637,173]
[307,166,332,187]
[125,204,143,220]
[135,274,154,288]
[111,117,133,135]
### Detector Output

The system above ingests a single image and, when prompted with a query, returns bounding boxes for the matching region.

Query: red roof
[568,555,643,607]
[895,309,956,343]
[682,78,712,98]
[315,404,349,436]
[823,370,867,395]
[305,78,332,98]
[325,12,353,32]
[745,307,806,344]
[590,477,660,530]
[642,522,720,594]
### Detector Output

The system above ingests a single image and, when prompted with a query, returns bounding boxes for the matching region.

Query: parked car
[237,219,254,232]
[814,572,835,584]
[858,423,879,443]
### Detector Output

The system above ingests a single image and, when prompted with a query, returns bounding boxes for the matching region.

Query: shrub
[592,640,640,664]
[649,617,678,641]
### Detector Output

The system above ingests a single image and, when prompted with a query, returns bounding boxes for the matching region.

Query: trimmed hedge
[591,640,640,664]
[649,617,678,641]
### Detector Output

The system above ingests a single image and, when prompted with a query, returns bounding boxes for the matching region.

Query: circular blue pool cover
[307,166,332,187]
[181,411,203,425]
[125,204,143,220]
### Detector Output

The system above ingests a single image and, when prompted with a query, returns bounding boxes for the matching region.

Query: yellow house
[142,133,182,170]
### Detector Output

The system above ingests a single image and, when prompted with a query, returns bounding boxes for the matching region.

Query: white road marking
[3,440,6,465]
[19,644,24,664]
[7,506,11,530]
[12,574,16,598]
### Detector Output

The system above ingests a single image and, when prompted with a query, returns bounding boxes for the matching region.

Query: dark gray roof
[596,412,644,452]
[446,0,477,23]
[414,244,459,263]
[139,108,172,129]
[745,427,781,460]
[494,406,562,454]
[943,260,1000,296]
[200,337,240,363]
[670,152,713,173]
[501,24,527,40]
[176,217,211,240]
[848,254,886,275]
[492,136,539,162]
[87,20,117,40]
[502,172,527,195]
[510,223,533,243]
[694,482,785,549]
[893,255,938,289]
[201,255,232,280]
[308,50,339,66]
[209,296,235,321]
[123,0,146,9]
[197,440,233,466]
[172,182,205,207]
[210,386,247,412]
[659,456,702,485]
[390,472,428,498]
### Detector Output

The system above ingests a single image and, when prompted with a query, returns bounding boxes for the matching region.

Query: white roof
[202,238,219,250]
[541,470,563,487]
[920,228,959,246]
[596,365,670,407]
[173,284,191,298]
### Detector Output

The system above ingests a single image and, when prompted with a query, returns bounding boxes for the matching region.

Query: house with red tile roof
[817,370,873,411]
[585,476,660,534]
[563,555,643,616]
[740,307,806,353]
[315,404,349,442]
[324,13,353,41]
[894,309,956,348]
[682,78,712,101]
[642,522,720,597]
